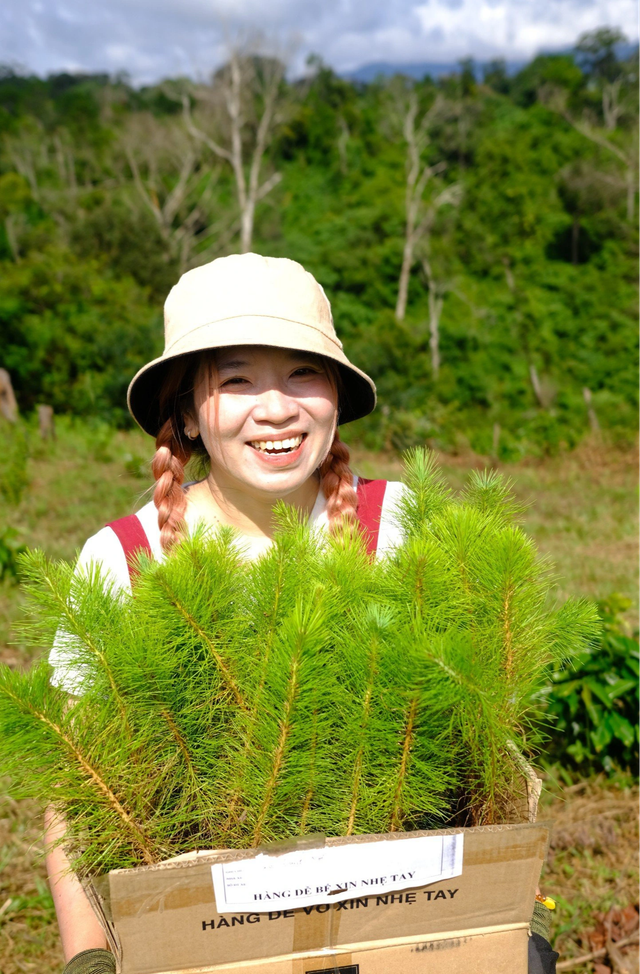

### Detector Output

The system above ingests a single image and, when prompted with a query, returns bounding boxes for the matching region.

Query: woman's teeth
[249,435,304,454]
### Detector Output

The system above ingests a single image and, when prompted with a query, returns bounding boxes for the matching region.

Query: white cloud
[411,0,638,61]
[0,0,636,83]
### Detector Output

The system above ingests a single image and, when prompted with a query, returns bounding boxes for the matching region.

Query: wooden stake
[0,369,18,422]
[582,387,600,433]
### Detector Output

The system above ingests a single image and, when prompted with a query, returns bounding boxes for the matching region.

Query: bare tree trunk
[225,53,250,252]
[502,256,515,291]
[422,256,444,378]
[492,423,501,461]
[529,365,544,408]
[626,168,635,222]
[396,235,415,321]
[393,91,449,321]
[602,80,622,131]
[337,117,349,174]
[428,289,444,378]
[582,387,600,433]
[395,93,420,322]
[5,215,20,261]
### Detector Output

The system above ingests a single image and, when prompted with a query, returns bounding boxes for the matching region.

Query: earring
[184,428,198,441]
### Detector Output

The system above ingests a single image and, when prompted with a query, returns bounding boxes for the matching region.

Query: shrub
[544,594,639,775]
[0,421,29,506]
[0,527,26,582]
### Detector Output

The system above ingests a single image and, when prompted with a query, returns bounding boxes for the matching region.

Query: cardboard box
[87,821,549,974]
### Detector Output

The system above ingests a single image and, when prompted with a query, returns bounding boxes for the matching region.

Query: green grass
[0,419,151,663]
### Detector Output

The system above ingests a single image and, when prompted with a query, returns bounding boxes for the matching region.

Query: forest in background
[0,27,638,458]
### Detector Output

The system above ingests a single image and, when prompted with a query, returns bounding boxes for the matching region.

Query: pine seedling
[460,468,526,527]
[0,449,601,876]
[240,590,341,846]
[123,529,254,846]
[220,505,334,844]
[396,447,452,541]
[0,662,172,874]
[394,455,600,823]
[330,602,453,836]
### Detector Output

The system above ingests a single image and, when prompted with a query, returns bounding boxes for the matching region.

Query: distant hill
[341,42,638,84]
[341,60,526,83]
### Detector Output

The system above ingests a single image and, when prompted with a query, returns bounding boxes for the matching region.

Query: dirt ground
[541,776,639,973]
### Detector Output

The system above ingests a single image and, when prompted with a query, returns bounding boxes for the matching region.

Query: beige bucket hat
[128,253,376,435]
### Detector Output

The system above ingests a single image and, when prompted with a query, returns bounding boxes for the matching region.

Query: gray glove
[529,901,559,974]
[530,900,553,940]
[63,949,116,974]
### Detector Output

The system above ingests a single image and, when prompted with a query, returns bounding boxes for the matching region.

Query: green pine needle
[0,449,600,874]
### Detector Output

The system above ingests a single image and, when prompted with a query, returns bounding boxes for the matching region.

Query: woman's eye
[221,376,249,387]
[292,367,321,377]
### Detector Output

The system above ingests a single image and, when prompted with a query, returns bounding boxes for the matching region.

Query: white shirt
[49,477,406,692]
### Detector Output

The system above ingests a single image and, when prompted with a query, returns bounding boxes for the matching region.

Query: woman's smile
[247,432,307,463]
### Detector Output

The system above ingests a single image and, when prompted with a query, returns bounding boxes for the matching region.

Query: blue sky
[1,0,637,83]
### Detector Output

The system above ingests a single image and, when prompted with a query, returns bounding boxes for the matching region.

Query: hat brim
[127,321,376,436]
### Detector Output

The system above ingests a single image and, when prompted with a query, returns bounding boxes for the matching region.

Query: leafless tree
[4,123,44,201]
[119,113,221,272]
[181,48,286,253]
[386,84,462,321]
[575,27,630,131]
[3,120,107,246]
[557,160,626,264]
[540,85,637,221]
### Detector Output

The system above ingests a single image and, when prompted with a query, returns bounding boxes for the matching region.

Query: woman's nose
[252,387,299,424]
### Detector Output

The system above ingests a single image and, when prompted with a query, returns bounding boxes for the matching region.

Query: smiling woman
[44,253,399,970]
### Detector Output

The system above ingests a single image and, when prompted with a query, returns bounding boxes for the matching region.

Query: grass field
[0,420,638,972]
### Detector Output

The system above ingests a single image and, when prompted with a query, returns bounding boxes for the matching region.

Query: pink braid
[152,418,193,551]
[319,431,358,530]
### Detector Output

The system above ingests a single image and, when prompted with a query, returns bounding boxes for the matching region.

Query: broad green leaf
[590,722,612,753]
[608,712,636,748]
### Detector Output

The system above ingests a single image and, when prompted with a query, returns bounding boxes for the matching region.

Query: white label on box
[211,833,463,913]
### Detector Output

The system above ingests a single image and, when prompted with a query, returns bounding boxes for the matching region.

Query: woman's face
[192,345,338,500]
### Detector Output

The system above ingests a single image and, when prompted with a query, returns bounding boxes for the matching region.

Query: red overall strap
[106,514,152,582]
[108,481,389,577]
[356,478,388,557]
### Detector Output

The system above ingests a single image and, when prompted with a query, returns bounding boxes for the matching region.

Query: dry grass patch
[0,793,60,973]
[541,775,639,973]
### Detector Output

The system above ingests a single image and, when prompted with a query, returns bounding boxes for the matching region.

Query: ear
[181,403,199,438]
